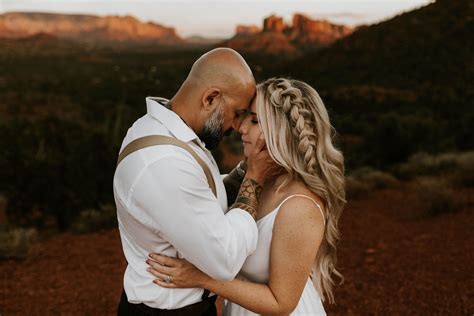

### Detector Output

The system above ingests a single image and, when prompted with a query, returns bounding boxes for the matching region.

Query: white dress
[223,195,327,316]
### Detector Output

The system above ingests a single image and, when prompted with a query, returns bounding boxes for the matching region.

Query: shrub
[362,112,443,168]
[346,167,398,200]
[71,203,117,234]
[346,176,370,200]
[0,117,117,231]
[398,151,474,181]
[449,153,474,187]
[0,227,38,259]
[351,167,398,190]
[413,178,463,217]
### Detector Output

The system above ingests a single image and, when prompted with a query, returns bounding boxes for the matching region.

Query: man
[114,48,274,315]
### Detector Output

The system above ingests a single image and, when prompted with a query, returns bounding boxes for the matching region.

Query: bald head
[186,47,254,91]
[170,48,256,148]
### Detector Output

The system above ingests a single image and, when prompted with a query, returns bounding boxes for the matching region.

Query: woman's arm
[149,261,284,314]
[148,197,325,315]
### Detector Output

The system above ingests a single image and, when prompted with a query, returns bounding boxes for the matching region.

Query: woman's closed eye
[249,111,258,124]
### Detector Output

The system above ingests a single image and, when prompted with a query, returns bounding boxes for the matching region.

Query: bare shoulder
[273,187,325,237]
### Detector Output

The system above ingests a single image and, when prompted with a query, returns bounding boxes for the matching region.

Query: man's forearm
[229,177,262,220]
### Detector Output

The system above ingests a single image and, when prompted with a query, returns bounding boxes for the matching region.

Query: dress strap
[277,194,326,226]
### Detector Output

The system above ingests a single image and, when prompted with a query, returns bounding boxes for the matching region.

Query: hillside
[280,0,474,167]
[295,0,472,90]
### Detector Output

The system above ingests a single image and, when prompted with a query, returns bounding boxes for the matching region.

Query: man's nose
[238,120,247,135]
[233,118,244,132]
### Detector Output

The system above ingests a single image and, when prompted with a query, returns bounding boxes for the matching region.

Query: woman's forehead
[250,98,257,112]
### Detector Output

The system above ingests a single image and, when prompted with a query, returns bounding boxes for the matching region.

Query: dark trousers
[117,290,217,316]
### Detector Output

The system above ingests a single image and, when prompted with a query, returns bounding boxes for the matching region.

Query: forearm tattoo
[223,167,244,206]
[230,178,263,220]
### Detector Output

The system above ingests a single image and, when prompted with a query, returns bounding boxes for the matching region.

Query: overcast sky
[1,0,433,38]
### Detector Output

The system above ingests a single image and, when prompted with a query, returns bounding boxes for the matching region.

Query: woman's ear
[202,88,222,112]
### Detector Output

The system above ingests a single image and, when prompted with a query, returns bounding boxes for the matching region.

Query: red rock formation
[235,25,261,36]
[0,12,182,44]
[290,13,353,46]
[0,15,28,38]
[223,13,353,55]
[263,15,285,33]
[222,32,297,55]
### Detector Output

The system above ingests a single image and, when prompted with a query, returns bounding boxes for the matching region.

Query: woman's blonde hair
[257,78,346,304]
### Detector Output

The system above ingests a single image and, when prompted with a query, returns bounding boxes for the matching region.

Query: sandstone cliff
[223,13,353,55]
[0,12,182,44]
[290,14,353,46]
[235,25,261,36]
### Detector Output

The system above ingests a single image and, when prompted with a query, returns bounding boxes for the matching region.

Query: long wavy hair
[256,78,346,304]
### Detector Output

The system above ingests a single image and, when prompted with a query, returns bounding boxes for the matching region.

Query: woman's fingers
[147,267,169,281]
[253,133,266,153]
[146,258,173,275]
[153,278,178,288]
[146,259,178,288]
[148,253,182,267]
[146,255,208,289]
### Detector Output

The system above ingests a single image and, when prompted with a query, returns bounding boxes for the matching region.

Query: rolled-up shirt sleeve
[130,153,258,281]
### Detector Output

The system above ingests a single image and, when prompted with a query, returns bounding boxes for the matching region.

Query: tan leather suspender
[116,135,217,197]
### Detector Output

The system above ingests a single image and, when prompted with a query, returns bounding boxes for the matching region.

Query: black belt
[117,289,217,316]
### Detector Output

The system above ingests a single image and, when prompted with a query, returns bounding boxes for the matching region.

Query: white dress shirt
[113,97,258,309]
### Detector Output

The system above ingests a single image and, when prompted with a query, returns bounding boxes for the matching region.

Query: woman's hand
[246,132,285,185]
[246,133,279,185]
[146,253,211,289]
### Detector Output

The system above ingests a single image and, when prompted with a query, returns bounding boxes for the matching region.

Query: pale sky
[0,0,433,38]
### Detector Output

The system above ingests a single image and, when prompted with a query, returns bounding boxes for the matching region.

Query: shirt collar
[146,96,207,147]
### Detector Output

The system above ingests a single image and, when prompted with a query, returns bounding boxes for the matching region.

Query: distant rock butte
[290,14,353,46]
[0,12,182,44]
[224,13,353,55]
[263,15,286,33]
[235,25,261,36]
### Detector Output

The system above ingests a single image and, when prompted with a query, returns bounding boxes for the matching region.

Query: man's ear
[202,88,222,111]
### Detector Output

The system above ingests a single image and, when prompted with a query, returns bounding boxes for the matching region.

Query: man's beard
[199,105,227,150]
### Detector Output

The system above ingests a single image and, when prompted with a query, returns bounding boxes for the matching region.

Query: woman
[146,78,346,315]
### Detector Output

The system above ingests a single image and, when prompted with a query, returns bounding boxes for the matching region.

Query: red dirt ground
[1,185,473,315]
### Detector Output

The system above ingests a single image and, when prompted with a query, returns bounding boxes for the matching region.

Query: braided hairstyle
[256,78,346,304]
